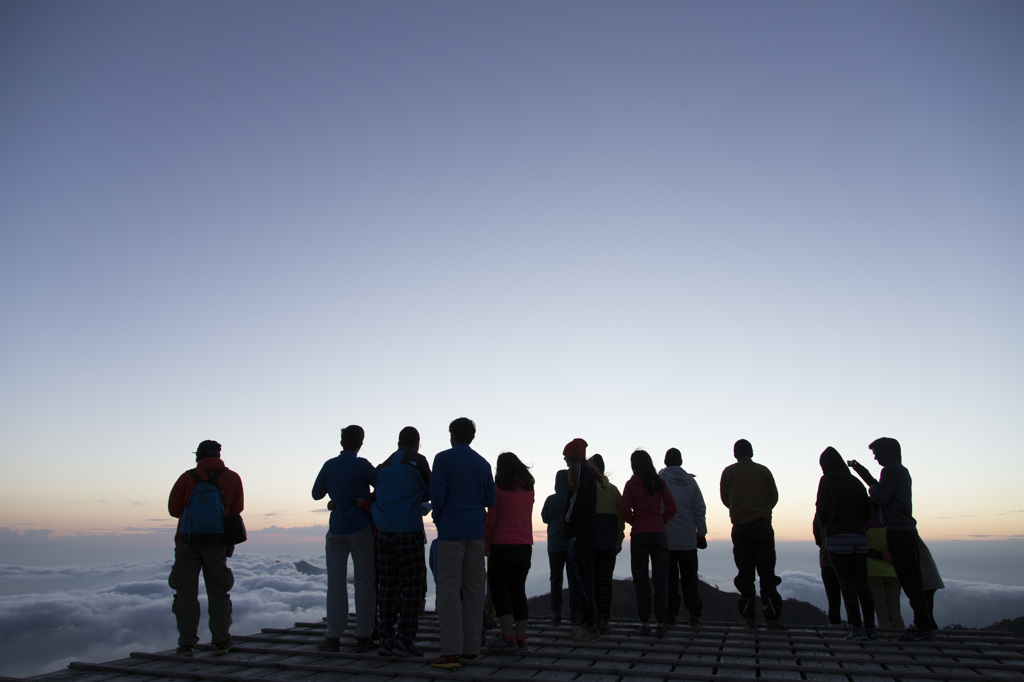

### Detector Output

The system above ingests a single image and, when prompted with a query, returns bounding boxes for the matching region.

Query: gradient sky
[2,2,1022,543]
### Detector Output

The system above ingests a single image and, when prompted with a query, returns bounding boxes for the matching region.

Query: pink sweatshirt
[620,476,677,535]
[485,487,535,546]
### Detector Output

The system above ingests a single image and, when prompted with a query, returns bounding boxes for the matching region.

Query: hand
[697,536,707,549]
[327,500,335,511]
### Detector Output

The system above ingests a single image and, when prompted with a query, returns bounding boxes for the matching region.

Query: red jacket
[620,476,676,535]
[168,457,244,539]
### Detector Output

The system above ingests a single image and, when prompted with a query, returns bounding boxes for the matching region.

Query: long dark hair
[495,451,534,491]
[631,449,663,495]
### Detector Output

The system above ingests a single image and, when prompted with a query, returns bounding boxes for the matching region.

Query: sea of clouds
[2,530,1022,678]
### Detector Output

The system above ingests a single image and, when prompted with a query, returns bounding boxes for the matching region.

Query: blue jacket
[430,444,496,541]
[541,470,570,553]
[312,450,377,535]
[372,449,430,533]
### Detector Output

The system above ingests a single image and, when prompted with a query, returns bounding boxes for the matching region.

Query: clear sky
[2,1,1022,543]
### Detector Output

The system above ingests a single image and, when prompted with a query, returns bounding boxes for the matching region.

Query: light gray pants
[325,525,376,639]
[436,538,486,656]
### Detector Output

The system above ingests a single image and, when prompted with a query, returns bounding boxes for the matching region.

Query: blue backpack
[180,469,226,543]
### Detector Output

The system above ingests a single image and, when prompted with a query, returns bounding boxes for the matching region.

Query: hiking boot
[393,639,423,658]
[865,628,880,640]
[570,626,600,643]
[743,617,757,629]
[317,637,340,652]
[430,654,461,669]
[213,639,234,656]
[487,634,518,654]
[845,627,869,640]
[377,639,394,657]
[655,624,667,639]
[459,653,479,662]
[515,636,528,651]
[355,636,374,653]
[175,645,194,657]
[898,627,935,642]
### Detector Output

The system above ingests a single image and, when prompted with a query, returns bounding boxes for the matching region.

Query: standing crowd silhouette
[165,419,942,667]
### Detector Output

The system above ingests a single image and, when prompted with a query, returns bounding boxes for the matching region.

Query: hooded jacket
[541,470,570,553]
[169,456,244,541]
[659,466,707,551]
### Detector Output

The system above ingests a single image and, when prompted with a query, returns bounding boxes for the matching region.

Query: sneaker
[743,617,757,629]
[570,626,600,643]
[640,623,651,636]
[377,640,394,657]
[655,624,667,639]
[766,619,786,631]
[317,637,340,652]
[213,639,234,656]
[393,639,423,658]
[898,627,936,642]
[515,636,528,651]
[355,636,375,653]
[459,653,479,662]
[487,634,518,654]
[430,654,461,669]
[598,619,610,632]
[865,628,880,640]
[175,645,194,657]
[845,627,869,640]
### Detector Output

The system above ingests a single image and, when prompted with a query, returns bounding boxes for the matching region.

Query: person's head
[340,425,365,452]
[553,468,570,494]
[734,439,754,460]
[665,447,682,467]
[588,453,606,475]
[819,446,847,474]
[195,440,221,461]
[495,451,534,491]
[562,438,588,465]
[449,417,476,445]
[397,426,420,451]
[631,448,663,495]
[868,437,901,466]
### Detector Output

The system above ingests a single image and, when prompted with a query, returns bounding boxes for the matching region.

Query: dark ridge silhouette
[527,577,830,626]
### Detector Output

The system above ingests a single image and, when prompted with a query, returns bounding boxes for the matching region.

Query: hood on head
[554,468,569,494]
[659,466,693,485]
[819,446,847,474]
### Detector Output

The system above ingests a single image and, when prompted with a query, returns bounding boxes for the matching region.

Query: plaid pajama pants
[376,530,427,644]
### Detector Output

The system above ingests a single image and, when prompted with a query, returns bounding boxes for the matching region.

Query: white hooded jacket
[658,466,708,551]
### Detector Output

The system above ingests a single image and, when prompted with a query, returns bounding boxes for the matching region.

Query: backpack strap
[188,468,224,488]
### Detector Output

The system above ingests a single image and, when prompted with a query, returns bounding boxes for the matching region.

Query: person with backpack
[167,439,244,657]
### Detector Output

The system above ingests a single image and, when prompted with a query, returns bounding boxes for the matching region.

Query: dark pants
[168,539,234,648]
[821,564,843,625]
[630,532,669,624]
[547,550,579,621]
[376,530,426,645]
[488,544,531,621]
[667,549,702,621]
[829,551,874,629]
[887,529,931,632]
[568,533,597,627]
[593,549,616,624]
[731,518,782,621]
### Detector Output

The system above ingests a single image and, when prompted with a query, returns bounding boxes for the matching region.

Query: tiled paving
[24,614,1024,681]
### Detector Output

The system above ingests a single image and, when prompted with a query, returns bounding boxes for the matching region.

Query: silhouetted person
[919,538,944,630]
[659,447,707,627]
[849,437,933,642]
[371,426,431,658]
[541,469,579,625]
[562,437,600,643]
[866,501,904,629]
[312,425,377,652]
[588,454,624,632]
[429,417,496,669]
[813,447,875,640]
[621,449,676,637]
[719,439,783,629]
[484,452,535,653]
[167,440,244,656]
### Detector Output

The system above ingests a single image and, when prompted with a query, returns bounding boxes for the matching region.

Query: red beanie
[563,438,588,461]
